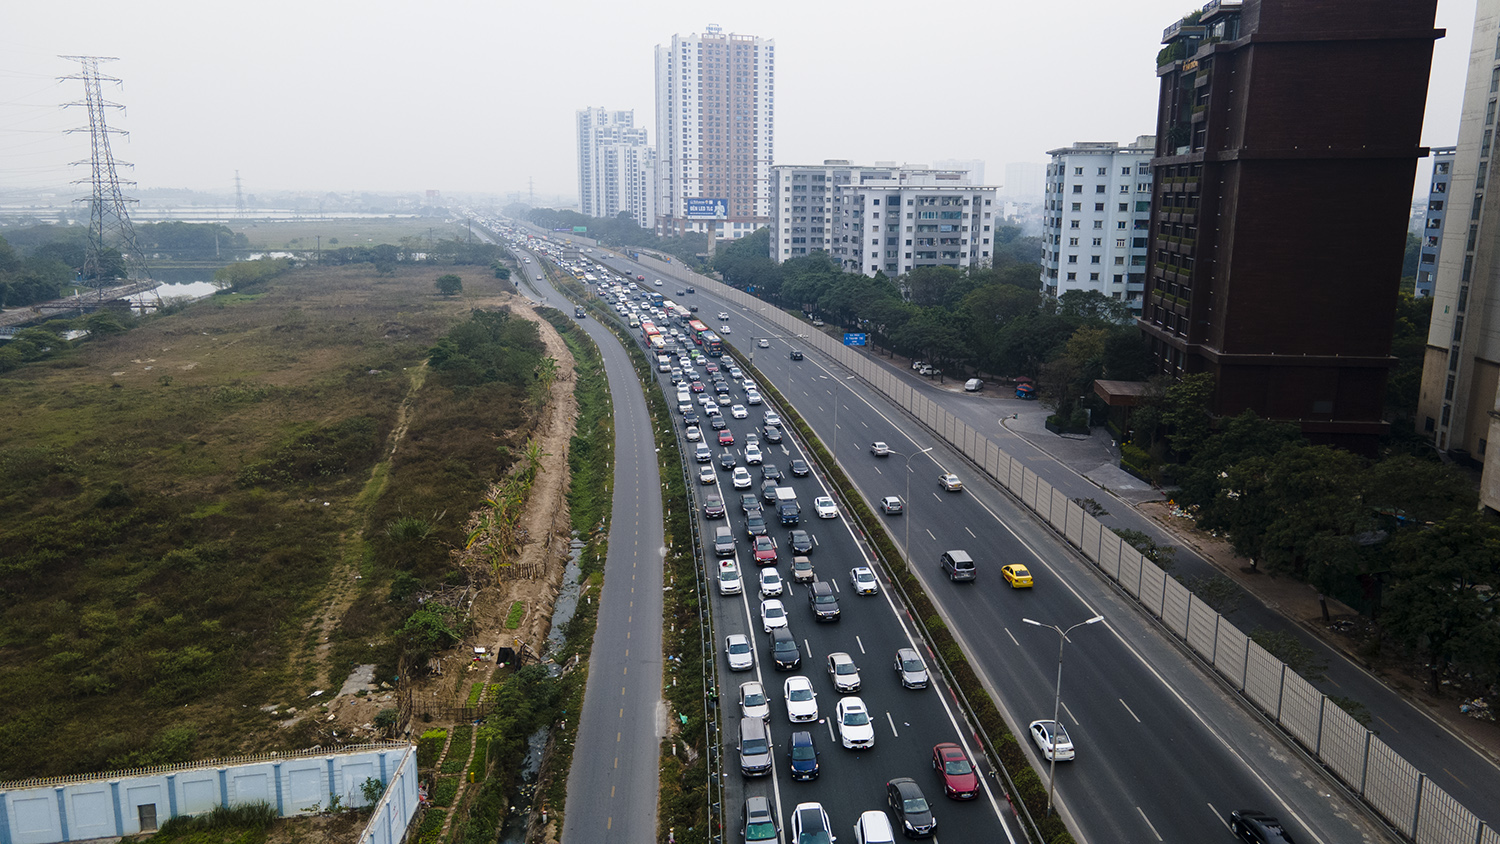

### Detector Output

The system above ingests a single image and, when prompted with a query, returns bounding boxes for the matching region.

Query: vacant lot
[231,218,467,251]
[0,262,526,779]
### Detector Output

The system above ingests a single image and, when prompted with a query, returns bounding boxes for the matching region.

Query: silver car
[895,647,929,689]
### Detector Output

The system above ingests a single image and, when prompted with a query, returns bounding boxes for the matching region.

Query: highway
[585,245,1399,844]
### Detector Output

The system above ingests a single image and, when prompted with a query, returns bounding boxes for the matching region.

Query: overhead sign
[843,333,867,346]
[572,226,588,233]
[685,198,728,219]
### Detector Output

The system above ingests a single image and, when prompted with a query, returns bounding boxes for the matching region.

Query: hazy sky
[0,0,1480,205]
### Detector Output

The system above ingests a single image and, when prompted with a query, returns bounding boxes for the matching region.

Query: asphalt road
[513,255,668,844]
[588,247,1400,844]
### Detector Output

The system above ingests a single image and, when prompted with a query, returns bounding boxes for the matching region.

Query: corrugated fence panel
[1022,471,1040,512]
[1318,703,1369,792]
[1161,577,1191,638]
[1080,515,1103,564]
[1184,596,1218,657]
[1064,501,1085,548]
[1277,672,1324,751]
[1138,560,1167,617]
[1034,478,1056,524]
[1007,458,1025,494]
[1098,530,1124,582]
[1363,736,1421,838]
[1050,488,1070,533]
[1243,640,1285,716]
[1118,546,1144,599]
[1213,622,1250,690]
[1412,776,1479,844]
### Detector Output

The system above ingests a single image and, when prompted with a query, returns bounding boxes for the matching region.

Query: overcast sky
[0,0,1480,205]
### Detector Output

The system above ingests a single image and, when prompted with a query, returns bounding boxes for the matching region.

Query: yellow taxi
[1001,564,1034,589]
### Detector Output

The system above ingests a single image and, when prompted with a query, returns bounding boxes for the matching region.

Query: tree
[491,262,511,280]
[1159,373,1215,460]
[435,274,463,296]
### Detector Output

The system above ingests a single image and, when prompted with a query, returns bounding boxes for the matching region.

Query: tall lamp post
[891,446,934,563]
[1022,614,1104,817]
[832,374,855,453]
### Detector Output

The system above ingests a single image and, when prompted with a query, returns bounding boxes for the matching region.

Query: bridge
[0,280,159,336]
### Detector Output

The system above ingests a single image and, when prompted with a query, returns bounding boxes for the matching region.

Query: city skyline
[0,0,1478,203]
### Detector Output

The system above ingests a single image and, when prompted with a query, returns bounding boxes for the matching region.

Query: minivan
[739,716,772,777]
[714,526,736,557]
[940,550,976,582]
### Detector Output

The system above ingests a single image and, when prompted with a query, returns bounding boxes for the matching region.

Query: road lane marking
[926,528,937,541]
[1137,807,1163,841]
[1005,627,1020,648]
[965,526,976,538]
[1208,804,1227,830]
[1444,767,1469,789]
[1120,699,1141,723]
[1061,701,1079,725]
[827,720,837,742]
[886,711,899,737]
[856,635,866,654]
[1377,716,1399,733]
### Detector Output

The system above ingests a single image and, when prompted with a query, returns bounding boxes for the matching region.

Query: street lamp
[890,446,934,562]
[1022,614,1105,817]
[832,374,855,453]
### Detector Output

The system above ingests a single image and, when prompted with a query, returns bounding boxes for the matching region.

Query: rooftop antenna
[61,55,153,298]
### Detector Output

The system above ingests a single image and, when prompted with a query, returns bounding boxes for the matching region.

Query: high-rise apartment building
[1137,0,1441,451]
[1419,0,1500,509]
[1040,139,1155,312]
[655,25,774,240]
[576,108,655,228]
[770,161,997,277]
[1415,146,1456,299]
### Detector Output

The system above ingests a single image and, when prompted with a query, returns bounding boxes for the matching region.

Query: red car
[752,535,778,564]
[719,430,735,446]
[932,742,980,800]
[690,381,706,393]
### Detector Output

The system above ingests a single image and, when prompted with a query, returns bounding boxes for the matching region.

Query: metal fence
[632,256,1498,844]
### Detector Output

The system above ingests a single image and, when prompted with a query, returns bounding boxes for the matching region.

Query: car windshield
[765,606,784,618]
[945,758,973,775]
[791,744,815,761]
[843,709,869,725]
[729,642,750,654]
[788,687,813,701]
[746,820,776,838]
[775,639,796,652]
[744,690,765,706]
[835,662,855,675]
[902,657,924,672]
[814,593,836,605]
[903,796,929,813]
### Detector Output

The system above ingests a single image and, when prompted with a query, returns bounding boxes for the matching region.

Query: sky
[0,0,1481,206]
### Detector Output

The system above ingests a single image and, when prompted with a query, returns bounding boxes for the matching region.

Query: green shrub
[431,776,460,807]
[417,729,447,769]
[503,600,525,629]
[416,808,446,844]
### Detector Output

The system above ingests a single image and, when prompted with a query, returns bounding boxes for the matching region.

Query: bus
[700,331,723,357]
[686,319,710,344]
[640,320,658,339]
[648,292,664,306]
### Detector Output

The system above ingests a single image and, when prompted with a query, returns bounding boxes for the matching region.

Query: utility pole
[61,55,153,297]
[234,170,245,216]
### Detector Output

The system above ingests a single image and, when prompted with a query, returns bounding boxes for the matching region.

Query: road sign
[685,198,728,219]
[843,333,867,346]
[572,226,588,233]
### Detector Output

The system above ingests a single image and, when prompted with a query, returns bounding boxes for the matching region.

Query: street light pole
[1022,614,1104,817]
[891,446,934,563]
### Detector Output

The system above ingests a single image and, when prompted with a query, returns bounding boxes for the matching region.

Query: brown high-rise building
[1137,0,1442,451]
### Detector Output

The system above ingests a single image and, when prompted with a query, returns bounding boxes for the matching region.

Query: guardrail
[632,254,1499,844]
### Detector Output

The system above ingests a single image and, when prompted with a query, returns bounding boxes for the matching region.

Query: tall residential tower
[655,25,775,241]
[1041,138,1155,313]
[576,108,655,228]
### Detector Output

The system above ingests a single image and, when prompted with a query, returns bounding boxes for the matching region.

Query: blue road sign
[843,333,867,346]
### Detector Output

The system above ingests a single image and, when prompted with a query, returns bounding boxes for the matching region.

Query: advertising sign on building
[685,198,728,219]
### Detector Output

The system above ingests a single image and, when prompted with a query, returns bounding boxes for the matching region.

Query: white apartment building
[1415,146,1456,299]
[654,25,775,239]
[1040,137,1156,311]
[576,108,655,228]
[771,161,999,277]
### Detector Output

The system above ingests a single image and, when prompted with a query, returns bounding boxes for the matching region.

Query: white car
[870,441,891,456]
[939,473,964,492]
[1029,719,1075,761]
[854,810,897,844]
[699,465,716,484]
[726,634,754,671]
[760,598,789,633]
[684,425,700,441]
[718,560,743,595]
[718,311,731,320]
[720,325,733,334]
[793,803,833,844]
[745,444,764,465]
[733,467,753,489]
[758,338,770,348]
[746,390,763,406]
[764,411,781,426]
[850,566,880,595]
[826,651,861,693]
[717,393,733,406]
[814,496,838,519]
[731,404,749,419]
[654,279,663,286]
[739,681,770,721]
[759,568,784,597]
[835,697,875,749]
[784,676,819,722]
[742,379,758,392]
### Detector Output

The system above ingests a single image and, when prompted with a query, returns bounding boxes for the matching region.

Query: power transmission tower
[234,170,245,216]
[61,55,152,296]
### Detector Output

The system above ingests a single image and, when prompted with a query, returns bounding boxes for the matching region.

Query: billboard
[684,198,728,219]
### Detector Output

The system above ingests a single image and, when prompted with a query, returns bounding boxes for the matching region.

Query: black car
[686,287,696,294]
[790,458,810,477]
[788,730,820,781]
[682,412,700,426]
[720,452,738,471]
[763,425,783,443]
[689,305,699,312]
[770,627,801,670]
[1229,810,1297,843]
[745,514,768,537]
[761,479,780,503]
[809,581,840,622]
[887,777,936,838]
[741,494,763,515]
[709,415,728,431]
[715,380,731,394]
[788,529,813,553]
[761,464,783,481]
[789,350,803,360]
[703,496,725,519]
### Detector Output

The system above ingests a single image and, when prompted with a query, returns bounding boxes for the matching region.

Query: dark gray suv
[808,581,840,622]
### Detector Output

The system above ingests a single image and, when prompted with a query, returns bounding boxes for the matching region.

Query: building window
[1094,202,1105,212]
[1090,272,1100,281]
[1074,167,1083,175]
[1093,220,1103,229]
[1091,255,1101,264]
[1070,220,1080,229]
[1095,184,1106,194]
[1066,272,1076,281]
[1068,237,1079,246]
[1097,167,1108,176]
[1067,255,1078,263]
[1072,184,1083,194]
[1071,202,1082,211]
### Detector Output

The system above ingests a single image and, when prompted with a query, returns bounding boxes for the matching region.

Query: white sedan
[731,404,749,419]
[1030,719,1075,761]
[685,426,701,441]
[760,598,789,633]
[720,325,733,334]
[718,311,731,320]
[784,676,819,722]
[850,566,880,595]
[764,411,781,426]
[814,496,838,519]
[726,634,754,671]
[739,681,770,720]
[746,390,763,406]
[835,697,875,749]
[732,467,753,489]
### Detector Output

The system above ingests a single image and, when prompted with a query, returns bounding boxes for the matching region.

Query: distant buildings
[1040,138,1155,312]
[575,108,656,228]
[1419,0,1500,510]
[769,161,998,277]
[1132,0,1440,452]
[655,25,775,241]
[1415,146,1456,299]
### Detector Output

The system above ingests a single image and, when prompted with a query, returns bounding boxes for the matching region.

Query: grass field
[0,259,532,780]
[229,218,468,251]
